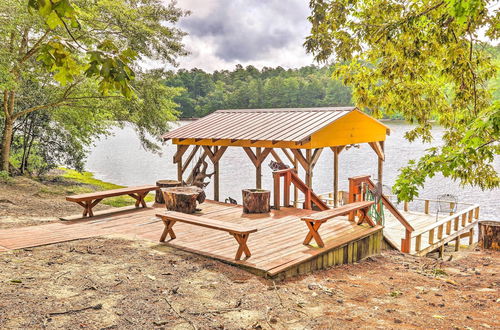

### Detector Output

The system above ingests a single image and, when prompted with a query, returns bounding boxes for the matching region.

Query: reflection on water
[86,121,499,219]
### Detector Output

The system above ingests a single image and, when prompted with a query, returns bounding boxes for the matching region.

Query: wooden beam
[368,141,385,161]
[243,147,258,167]
[243,147,272,167]
[330,145,346,154]
[280,148,295,165]
[270,149,283,163]
[181,145,200,174]
[173,145,189,163]
[202,145,227,163]
[290,149,309,171]
[310,148,323,169]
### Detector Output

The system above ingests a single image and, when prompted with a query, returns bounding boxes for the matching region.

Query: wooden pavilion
[162,107,390,207]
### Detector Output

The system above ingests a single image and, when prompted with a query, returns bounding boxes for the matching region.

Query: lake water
[86,121,499,219]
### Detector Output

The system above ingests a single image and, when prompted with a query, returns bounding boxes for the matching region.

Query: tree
[305,0,499,201]
[0,0,187,172]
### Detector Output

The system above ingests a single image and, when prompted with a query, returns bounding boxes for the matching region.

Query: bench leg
[303,221,325,247]
[129,192,148,208]
[357,209,376,226]
[77,199,102,217]
[160,219,176,242]
[232,233,251,260]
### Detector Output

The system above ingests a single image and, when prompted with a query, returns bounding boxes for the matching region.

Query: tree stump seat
[242,189,270,214]
[162,186,205,214]
[155,180,181,204]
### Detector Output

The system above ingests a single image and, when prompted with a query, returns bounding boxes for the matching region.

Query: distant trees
[164,65,354,118]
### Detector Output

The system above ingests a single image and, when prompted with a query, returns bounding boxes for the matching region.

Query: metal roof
[162,107,361,143]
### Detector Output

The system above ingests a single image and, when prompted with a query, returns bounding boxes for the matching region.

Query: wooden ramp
[0,201,382,278]
[381,204,479,255]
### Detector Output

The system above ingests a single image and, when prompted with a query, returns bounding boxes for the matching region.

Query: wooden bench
[301,201,375,247]
[66,185,159,217]
[156,211,258,260]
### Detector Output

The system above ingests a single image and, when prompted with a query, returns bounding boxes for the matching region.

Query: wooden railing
[272,169,329,211]
[348,175,415,253]
[411,204,480,254]
[384,195,475,215]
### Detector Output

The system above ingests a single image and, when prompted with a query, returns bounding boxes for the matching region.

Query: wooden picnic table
[301,200,375,247]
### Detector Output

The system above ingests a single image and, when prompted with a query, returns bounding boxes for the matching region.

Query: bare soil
[0,177,499,329]
[0,237,498,329]
[0,177,111,229]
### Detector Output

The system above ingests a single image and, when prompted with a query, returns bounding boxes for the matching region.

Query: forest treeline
[163,65,380,118]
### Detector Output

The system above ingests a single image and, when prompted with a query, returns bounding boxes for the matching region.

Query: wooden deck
[0,200,382,278]
[383,209,478,255]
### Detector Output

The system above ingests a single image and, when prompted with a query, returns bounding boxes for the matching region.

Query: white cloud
[174,0,315,71]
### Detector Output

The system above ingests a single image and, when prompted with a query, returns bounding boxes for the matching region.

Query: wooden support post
[424,200,430,214]
[469,228,474,245]
[273,172,280,210]
[333,147,339,208]
[213,146,220,201]
[174,144,189,182]
[293,154,298,208]
[439,244,444,258]
[256,147,262,189]
[454,236,460,251]
[376,141,384,209]
[305,149,312,188]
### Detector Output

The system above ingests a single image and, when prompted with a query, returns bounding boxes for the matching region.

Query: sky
[174,0,315,72]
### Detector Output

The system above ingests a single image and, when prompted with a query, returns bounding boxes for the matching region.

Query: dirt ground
[1,177,499,329]
[0,237,497,329]
[0,177,111,229]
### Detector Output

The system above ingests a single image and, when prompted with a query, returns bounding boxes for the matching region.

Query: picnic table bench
[66,185,159,217]
[301,200,375,247]
[156,211,258,260]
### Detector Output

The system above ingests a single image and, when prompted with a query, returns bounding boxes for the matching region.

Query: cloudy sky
[175,0,315,71]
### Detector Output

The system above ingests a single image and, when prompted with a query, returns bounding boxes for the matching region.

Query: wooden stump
[155,180,181,204]
[242,189,270,214]
[478,220,500,250]
[162,186,204,214]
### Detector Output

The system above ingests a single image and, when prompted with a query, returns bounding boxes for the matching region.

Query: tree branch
[18,30,50,65]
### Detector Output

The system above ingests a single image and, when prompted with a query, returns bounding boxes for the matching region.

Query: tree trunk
[162,186,204,214]
[242,189,271,214]
[478,221,500,250]
[155,180,182,204]
[0,118,14,172]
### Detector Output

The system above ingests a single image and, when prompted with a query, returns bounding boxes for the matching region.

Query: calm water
[86,121,499,219]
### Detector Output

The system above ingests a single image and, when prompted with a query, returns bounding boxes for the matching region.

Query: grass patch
[60,168,155,207]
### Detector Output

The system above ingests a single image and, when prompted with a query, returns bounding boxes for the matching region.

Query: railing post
[424,200,430,214]
[273,172,280,210]
[404,201,409,212]
[474,207,480,219]
[401,230,411,253]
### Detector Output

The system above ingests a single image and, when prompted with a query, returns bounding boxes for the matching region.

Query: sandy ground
[1,177,499,329]
[0,237,498,329]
